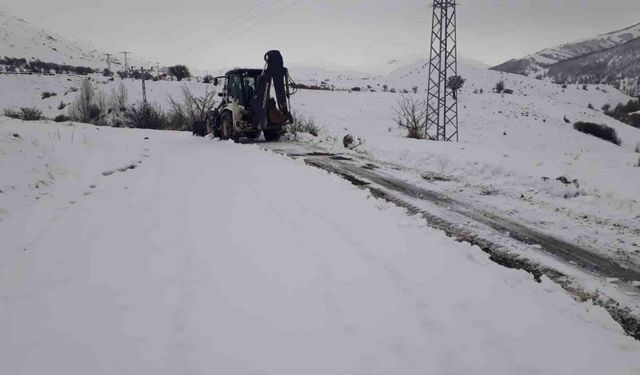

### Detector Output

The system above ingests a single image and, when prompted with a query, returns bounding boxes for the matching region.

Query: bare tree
[447,75,465,99]
[168,86,217,132]
[169,65,191,81]
[393,95,427,139]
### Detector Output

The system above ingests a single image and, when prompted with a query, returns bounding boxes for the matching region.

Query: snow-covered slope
[2,119,640,374]
[492,22,640,83]
[0,10,148,69]
[291,58,640,209]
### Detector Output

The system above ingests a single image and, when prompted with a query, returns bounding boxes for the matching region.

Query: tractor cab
[220,69,263,107]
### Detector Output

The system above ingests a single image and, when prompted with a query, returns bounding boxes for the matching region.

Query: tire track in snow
[261,142,640,340]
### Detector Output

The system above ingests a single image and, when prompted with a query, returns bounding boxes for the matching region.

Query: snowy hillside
[0,10,149,69]
[492,21,640,87]
[547,37,640,86]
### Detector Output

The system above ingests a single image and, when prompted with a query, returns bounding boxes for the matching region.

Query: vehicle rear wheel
[246,131,261,140]
[221,112,235,141]
[263,129,281,142]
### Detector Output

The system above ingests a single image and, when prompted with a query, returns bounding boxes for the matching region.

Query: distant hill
[0,10,150,70]
[492,22,640,95]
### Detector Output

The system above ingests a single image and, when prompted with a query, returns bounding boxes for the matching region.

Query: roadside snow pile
[1,119,640,374]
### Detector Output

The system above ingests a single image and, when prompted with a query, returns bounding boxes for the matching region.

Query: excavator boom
[252,50,293,127]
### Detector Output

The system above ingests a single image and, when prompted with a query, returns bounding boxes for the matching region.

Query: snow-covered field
[2,118,640,374]
[0,73,211,118]
[2,59,640,272]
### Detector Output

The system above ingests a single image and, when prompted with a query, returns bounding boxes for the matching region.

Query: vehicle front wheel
[221,112,235,141]
[263,129,281,142]
[192,120,206,137]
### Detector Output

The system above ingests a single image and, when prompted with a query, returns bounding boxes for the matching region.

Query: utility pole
[120,51,131,72]
[426,0,459,142]
[141,67,148,107]
[105,53,112,72]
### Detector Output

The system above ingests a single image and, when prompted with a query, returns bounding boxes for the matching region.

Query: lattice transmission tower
[426,0,459,141]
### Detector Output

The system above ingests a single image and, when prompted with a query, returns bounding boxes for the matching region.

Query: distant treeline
[0,57,96,75]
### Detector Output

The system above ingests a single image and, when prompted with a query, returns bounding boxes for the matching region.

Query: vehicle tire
[193,120,206,137]
[221,111,234,141]
[263,129,281,142]
[246,131,261,140]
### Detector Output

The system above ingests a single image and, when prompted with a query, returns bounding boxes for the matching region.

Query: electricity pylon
[426,0,459,142]
[120,51,131,72]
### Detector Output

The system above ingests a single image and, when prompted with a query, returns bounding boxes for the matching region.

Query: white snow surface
[2,60,640,266]
[2,118,640,374]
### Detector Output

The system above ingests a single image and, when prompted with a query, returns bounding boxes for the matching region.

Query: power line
[176,0,283,57]
[202,0,307,58]
[176,0,297,59]
[222,0,306,44]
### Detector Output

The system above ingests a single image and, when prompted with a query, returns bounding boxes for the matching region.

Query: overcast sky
[1,0,638,71]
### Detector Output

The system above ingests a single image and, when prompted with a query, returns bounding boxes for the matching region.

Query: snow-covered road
[2,119,640,374]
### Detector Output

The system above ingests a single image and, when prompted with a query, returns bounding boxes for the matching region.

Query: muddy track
[265,144,640,340]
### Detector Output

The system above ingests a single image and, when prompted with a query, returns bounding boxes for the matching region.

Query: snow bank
[1,119,640,374]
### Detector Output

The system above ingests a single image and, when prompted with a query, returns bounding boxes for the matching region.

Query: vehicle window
[228,75,242,100]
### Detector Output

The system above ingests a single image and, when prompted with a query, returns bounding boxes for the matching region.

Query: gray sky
[1,0,638,71]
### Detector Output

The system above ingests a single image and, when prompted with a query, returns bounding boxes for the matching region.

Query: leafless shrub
[635,143,640,153]
[393,95,427,139]
[3,108,22,119]
[289,111,321,137]
[168,86,217,131]
[53,114,70,122]
[4,107,43,120]
[124,103,168,130]
[20,107,44,121]
[102,82,129,127]
[573,122,621,146]
[110,82,129,112]
[41,91,57,100]
[68,78,102,124]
